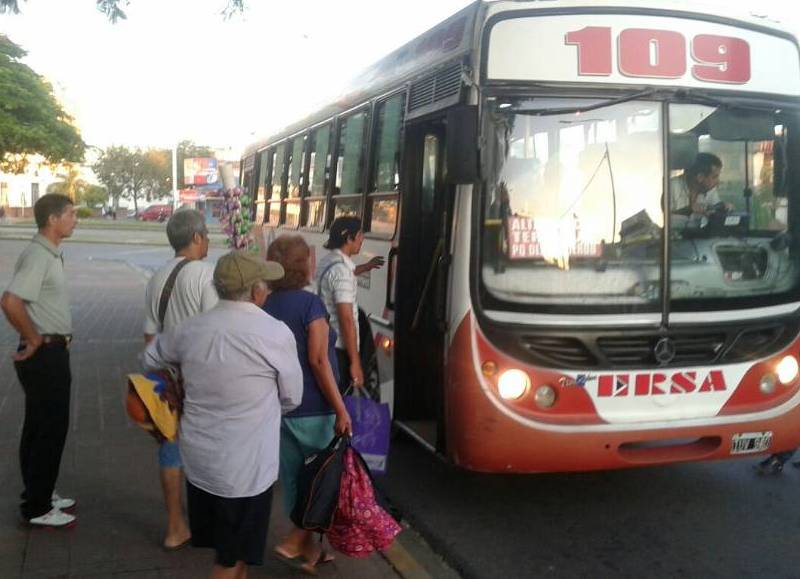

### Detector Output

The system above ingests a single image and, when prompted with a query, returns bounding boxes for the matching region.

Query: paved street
[0,240,408,579]
[381,420,800,578]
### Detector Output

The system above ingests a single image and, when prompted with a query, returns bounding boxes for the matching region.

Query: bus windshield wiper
[504,89,657,116]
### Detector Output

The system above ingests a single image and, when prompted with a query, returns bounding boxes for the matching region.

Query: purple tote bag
[344,392,391,475]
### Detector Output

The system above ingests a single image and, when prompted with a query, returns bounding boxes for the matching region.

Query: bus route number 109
[565,27,751,84]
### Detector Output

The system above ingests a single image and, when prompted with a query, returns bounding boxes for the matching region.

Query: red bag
[327,447,402,558]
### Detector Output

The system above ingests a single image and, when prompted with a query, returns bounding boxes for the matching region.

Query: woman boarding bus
[242,1,800,473]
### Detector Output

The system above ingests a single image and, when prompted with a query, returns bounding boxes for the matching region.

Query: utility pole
[172,144,179,210]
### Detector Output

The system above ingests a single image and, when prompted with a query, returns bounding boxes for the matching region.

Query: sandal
[315,548,334,565]
[274,547,319,576]
[162,536,192,552]
[273,546,333,576]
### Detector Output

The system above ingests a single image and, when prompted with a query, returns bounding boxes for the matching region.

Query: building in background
[178,147,241,224]
[0,157,101,218]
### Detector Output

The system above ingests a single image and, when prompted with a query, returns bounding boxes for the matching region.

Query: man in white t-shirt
[143,208,218,550]
[315,216,384,392]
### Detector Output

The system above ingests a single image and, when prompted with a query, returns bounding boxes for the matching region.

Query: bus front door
[394,121,451,452]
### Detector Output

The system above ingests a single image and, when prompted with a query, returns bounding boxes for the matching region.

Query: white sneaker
[51,491,76,510]
[28,507,76,528]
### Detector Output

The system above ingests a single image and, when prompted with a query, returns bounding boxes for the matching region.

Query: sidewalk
[0,241,402,579]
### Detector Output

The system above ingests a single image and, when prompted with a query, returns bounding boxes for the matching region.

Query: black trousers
[187,481,273,567]
[14,345,71,519]
[335,348,352,394]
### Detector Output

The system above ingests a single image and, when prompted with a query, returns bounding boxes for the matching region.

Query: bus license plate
[731,432,772,455]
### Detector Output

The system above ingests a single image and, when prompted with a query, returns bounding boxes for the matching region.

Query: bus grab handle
[385,247,398,311]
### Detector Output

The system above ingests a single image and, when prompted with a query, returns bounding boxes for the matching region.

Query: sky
[1,0,799,154]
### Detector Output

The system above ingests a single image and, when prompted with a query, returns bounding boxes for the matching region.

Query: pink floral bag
[327,447,402,557]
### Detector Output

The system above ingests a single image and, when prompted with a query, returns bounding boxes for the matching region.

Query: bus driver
[670,152,725,227]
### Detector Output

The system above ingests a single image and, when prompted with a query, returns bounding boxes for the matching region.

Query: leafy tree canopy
[45,166,108,207]
[0,0,246,23]
[0,35,85,173]
[141,147,172,202]
[91,145,129,210]
[45,166,85,201]
[79,184,109,207]
[92,145,172,213]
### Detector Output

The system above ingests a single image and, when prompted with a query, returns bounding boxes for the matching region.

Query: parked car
[138,204,173,222]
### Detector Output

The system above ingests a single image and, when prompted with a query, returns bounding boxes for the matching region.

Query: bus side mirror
[445,105,479,184]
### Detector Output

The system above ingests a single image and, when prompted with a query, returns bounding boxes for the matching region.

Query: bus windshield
[481,96,800,313]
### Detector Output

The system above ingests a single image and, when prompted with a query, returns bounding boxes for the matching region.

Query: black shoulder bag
[153,258,191,416]
[291,436,349,532]
[158,258,191,331]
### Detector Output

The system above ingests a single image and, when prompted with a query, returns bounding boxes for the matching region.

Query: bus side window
[367,93,405,237]
[254,150,270,224]
[284,136,305,228]
[332,109,369,221]
[303,124,332,229]
[268,143,286,226]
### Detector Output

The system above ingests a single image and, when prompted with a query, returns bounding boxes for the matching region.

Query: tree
[123,149,148,214]
[45,166,84,201]
[92,145,133,213]
[141,148,172,203]
[0,35,85,173]
[0,1,246,22]
[79,184,108,208]
[48,174,108,208]
[92,145,171,215]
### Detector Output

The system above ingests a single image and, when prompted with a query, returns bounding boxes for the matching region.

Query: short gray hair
[215,279,267,302]
[166,209,207,252]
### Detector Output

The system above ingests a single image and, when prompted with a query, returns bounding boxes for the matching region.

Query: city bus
[241,0,800,472]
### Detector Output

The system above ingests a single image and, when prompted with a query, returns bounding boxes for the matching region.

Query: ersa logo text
[576,371,727,397]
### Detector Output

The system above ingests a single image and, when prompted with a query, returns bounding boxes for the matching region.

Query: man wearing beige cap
[142,251,303,579]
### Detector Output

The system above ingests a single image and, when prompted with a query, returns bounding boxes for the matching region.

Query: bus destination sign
[487,14,800,95]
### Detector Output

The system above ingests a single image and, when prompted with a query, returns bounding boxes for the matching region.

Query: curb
[85,256,153,285]
[0,233,168,247]
[0,234,226,249]
[0,222,223,233]
[381,524,461,579]
[124,261,154,281]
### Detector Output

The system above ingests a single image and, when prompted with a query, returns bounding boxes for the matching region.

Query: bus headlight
[498,369,530,400]
[777,355,799,384]
[534,385,557,408]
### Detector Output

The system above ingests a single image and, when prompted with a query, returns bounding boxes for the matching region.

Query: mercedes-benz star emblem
[654,337,676,366]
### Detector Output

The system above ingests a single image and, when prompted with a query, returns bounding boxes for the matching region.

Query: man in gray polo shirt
[1,193,78,528]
